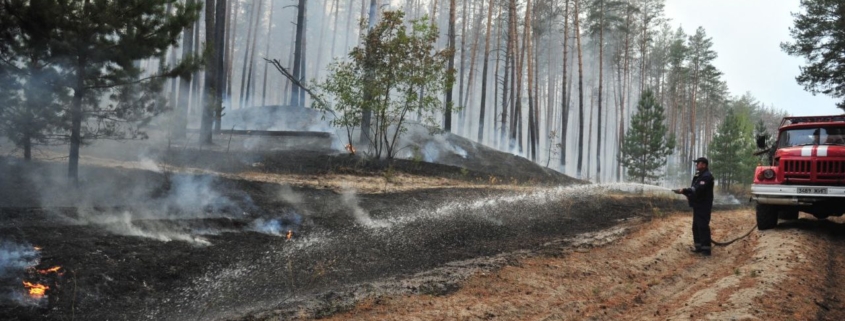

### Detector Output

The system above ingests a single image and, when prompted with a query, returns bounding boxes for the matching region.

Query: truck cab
[751,115,845,229]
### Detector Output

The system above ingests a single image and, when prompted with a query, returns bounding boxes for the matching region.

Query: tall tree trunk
[595,0,603,182]
[70,0,91,181]
[261,0,275,106]
[214,0,228,131]
[330,0,341,59]
[290,0,307,107]
[463,0,483,110]
[492,3,502,147]
[316,0,331,79]
[545,15,555,160]
[525,0,535,161]
[176,0,196,139]
[477,0,494,142]
[69,58,86,183]
[560,0,570,169]
[299,5,308,106]
[500,1,511,149]
[359,0,379,143]
[225,0,238,106]
[457,0,468,135]
[165,3,178,118]
[191,18,202,116]
[640,0,648,89]
[615,56,624,181]
[444,0,456,132]
[619,2,632,180]
[283,26,296,104]
[244,0,263,109]
[574,0,585,178]
[587,86,594,178]
[200,0,217,144]
[239,1,256,108]
[508,0,520,149]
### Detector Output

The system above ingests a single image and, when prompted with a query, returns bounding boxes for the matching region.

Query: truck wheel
[778,208,799,220]
[756,204,779,230]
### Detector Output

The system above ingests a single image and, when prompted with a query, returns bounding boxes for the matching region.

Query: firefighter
[673,157,715,256]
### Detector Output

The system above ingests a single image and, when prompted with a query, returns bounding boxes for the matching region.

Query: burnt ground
[322,212,845,321]
[0,154,699,321]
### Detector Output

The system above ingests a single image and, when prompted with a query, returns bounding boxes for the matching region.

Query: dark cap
[693,157,709,165]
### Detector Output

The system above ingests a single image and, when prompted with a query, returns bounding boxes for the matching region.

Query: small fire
[33,246,42,251]
[38,266,62,275]
[345,144,356,155]
[22,281,49,299]
[286,230,293,240]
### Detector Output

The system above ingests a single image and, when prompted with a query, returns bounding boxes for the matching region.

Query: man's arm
[685,175,714,198]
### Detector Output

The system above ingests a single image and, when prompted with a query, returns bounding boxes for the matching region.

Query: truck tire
[756,204,779,230]
[778,208,800,220]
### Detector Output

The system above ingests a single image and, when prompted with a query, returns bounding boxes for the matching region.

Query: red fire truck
[751,115,845,230]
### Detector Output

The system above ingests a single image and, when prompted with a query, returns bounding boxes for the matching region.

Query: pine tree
[619,89,675,184]
[782,0,845,111]
[687,27,717,165]
[0,0,66,160]
[708,107,756,191]
[47,0,201,182]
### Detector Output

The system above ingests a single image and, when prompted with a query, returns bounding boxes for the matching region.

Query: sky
[664,0,842,116]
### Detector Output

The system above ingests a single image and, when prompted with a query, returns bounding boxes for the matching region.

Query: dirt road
[323,211,845,321]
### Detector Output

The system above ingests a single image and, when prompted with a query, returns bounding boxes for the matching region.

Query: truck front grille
[817,160,845,179]
[783,160,811,179]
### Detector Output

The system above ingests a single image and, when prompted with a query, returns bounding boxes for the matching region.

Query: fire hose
[672,189,757,247]
[711,224,756,247]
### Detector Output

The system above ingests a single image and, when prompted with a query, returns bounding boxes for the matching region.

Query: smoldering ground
[1,151,700,321]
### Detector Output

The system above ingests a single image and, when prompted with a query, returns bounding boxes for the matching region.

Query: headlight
[762,169,775,179]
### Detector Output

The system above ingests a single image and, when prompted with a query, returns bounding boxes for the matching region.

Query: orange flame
[38,266,62,275]
[286,230,293,240]
[345,144,356,155]
[33,246,42,251]
[22,281,48,299]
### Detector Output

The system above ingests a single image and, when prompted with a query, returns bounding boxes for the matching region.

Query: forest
[0,0,791,187]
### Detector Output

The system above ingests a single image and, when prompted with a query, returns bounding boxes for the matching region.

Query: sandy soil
[323,211,845,321]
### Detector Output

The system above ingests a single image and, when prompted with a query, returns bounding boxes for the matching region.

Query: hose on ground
[711,225,757,247]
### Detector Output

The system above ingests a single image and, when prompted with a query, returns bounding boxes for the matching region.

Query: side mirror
[756,135,768,149]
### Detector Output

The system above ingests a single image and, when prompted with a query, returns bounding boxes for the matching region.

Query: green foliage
[0,0,68,155]
[708,105,757,191]
[619,90,676,184]
[54,0,202,138]
[317,11,454,159]
[781,0,845,111]
[0,0,201,162]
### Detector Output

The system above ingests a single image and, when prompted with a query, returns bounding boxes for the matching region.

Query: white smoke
[278,184,304,206]
[0,241,46,306]
[0,241,38,278]
[341,188,389,228]
[250,218,286,236]
[715,194,742,205]
[105,211,210,245]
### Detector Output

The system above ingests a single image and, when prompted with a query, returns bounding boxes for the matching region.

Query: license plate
[798,188,828,194]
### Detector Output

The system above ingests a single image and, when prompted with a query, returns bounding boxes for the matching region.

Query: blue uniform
[683,170,714,251]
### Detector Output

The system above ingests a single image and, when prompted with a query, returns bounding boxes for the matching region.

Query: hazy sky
[665,0,842,116]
